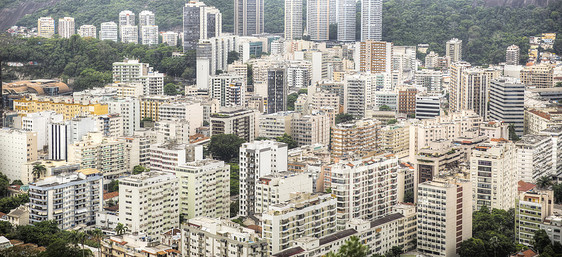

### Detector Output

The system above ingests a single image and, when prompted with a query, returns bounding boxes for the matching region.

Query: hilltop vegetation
[6,0,562,65]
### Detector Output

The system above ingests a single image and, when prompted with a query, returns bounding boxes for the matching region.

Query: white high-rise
[361,0,382,41]
[337,0,356,42]
[141,25,158,45]
[446,38,463,63]
[161,31,178,46]
[307,0,330,41]
[120,25,138,44]
[239,140,288,217]
[58,17,75,38]
[78,25,96,38]
[506,45,520,65]
[37,17,55,38]
[119,10,136,26]
[284,0,303,40]
[138,10,155,26]
[100,22,118,41]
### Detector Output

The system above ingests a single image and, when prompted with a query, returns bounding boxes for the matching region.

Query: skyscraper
[506,45,520,65]
[488,77,525,136]
[446,38,463,63]
[37,17,55,38]
[361,0,382,41]
[58,17,75,38]
[234,0,264,36]
[119,10,135,26]
[139,10,157,45]
[100,22,118,42]
[357,41,393,73]
[284,0,303,40]
[267,67,287,114]
[183,1,222,51]
[307,0,330,41]
[337,0,356,42]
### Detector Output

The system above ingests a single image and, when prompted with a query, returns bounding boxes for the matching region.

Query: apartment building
[255,172,313,214]
[540,214,562,245]
[417,177,472,257]
[37,17,55,38]
[13,98,108,120]
[161,31,178,47]
[29,169,103,230]
[379,123,410,158]
[516,189,554,246]
[96,114,124,138]
[446,38,462,62]
[58,17,75,38]
[112,59,164,95]
[209,74,246,107]
[182,217,268,257]
[139,95,174,121]
[158,102,203,135]
[524,109,562,135]
[99,22,118,41]
[506,45,520,65]
[357,41,392,74]
[210,108,258,142]
[398,87,417,115]
[415,140,463,186]
[324,155,399,229]
[489,77,525,135]
[101,233,174,257]
[290,111,331,146]
[67,132,125,179]
[470,139,517,211]
[415,69,443,93]
[239,140,288,217]
[175,160,230,219]
[258,111,295,139]
[331,118,381,157]
[119,172,179,240]
[149,143,202,173]
[122,135,150,171]
[516,134,554,182]
[520,64,554,88]
[262,192,337,254]
[78,24,96,38]
[416,94,442,120]
[107,97,141,136]
[0,128,38,183]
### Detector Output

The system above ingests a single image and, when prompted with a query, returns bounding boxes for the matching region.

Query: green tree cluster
[276,133,298,149]
[132,165,148,175]
[287,93,299,111]
[229,163,239,196]
[335,113,354,124]
[107,179,119,193]
[207,134,246,162]
[532,229,562,257]
[458,206,516,257]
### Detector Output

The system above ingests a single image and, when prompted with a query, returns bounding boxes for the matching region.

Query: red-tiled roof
[518,180,536,192]
[103,191,119,200]
[510,249,538,257]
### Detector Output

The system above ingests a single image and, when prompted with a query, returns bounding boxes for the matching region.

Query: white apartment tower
[37,17,55,38]
[506,45,520,65]
[255,172,313,214]
[446,38,463,63]
[120,25,139,44]
[139,10,155,26]
[417,177,472,257]
[100,22,118,42]
[361,0,383,41]
[119,172,179,240]
[284,0,303,40]
[141,25,159,46]
[119,10,136,26]
[337,0,356,42]
[58,17,75,38]
[239,140,288,217]
[0,129,38,183]
[78,25,96,38]
[161,31,178,46]
[307,0,330,41]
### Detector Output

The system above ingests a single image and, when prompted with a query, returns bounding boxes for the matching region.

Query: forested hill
[4,0,562,65]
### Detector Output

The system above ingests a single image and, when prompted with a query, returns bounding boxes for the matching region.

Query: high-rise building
[516,188,554,246]
[488,77,525,136]
[0,128,37,183]
[284,0,303,40]
[234,0,264,36]
[254,172,313,214]
[20,111,63,150]
[449,67,501,118]
[58,17,75,38]
[520,64,554,88]
[290,111,331,146]
[267,67,288,114]
[138,10,155,26]
[448,61,471,113]
[140,25,158,45]
[161,31,178,46]
[446,38,463,63]
[78,25,96,38]
[324,155,399,229]
[183,1,222,51]
[119,10,136,26]
[357,41,393,73]
[120,25,138,44]
[119,172,179,240]
[307,0,330,41]
[67,132,126,179]
[506,45,520,65]
[210,108,258,142]
[337,0,356,42]
[107,98,141,137]
[209,74,246,107]
[176,160,230,220]
[262,193,337,254]
[37,17,55,38]
[470,139,518,211]
[112,59,164,95]
[415,94,441,120]
[361,0,382,41]
[29,169,103,230]
[415,69,442,93]
[331,118,380,157]
[100,22,118,42]
[239,140,288,217]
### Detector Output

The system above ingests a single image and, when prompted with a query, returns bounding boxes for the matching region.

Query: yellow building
[13,98,108,120]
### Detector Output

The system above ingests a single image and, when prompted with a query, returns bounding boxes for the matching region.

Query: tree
[0,173,9,197]
[230,163,239,196]
[132,165,148,175]
[458,238,487,257]
[73,68,111,91]
[89,229,104,257]
[555,82,562,87]
[337,236,368,257]
[107,180,119,193]
[508,124,520,141]
[554,183,562,204]
[207,134,246,162]
[287,93,299,111]
[403,190,414,203]
[115,223,126,236]
[532,229,552,253]
[335,113,354,124]
[276,133,298,149]
[0,221,12,235]
[537,176,553,189]
[230,201,239,218]
[387,119,397,125]
[385,246,402,257]
[164,83,178,95]
[227,51,239,64]
[32,163,47,181]
[42,239,92,257]
[379,105,391,111]
[298,88,308,95]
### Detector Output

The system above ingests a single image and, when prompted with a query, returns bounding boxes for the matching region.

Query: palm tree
[32,163,47,181]
[338,236,368,257]
[115,223,126,236]
[90,229,104,257]
[537,176,553,189]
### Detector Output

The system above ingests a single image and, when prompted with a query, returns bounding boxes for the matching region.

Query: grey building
[488,77,525,136]
[337,0,356,42]
[416,95,442,119]
[361,0,382,41]
[234,0,264,36]
[267,67,287,114]
[183,2,222,51]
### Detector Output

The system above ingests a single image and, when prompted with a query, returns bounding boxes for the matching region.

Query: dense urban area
[1,0,562,256]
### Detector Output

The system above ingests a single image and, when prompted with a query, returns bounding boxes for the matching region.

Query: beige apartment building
[331,118,381,157]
